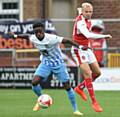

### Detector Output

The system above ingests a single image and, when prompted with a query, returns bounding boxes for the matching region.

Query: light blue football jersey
[30,33,64,67]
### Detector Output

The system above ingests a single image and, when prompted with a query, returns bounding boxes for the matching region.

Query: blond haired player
[71,2,112,112]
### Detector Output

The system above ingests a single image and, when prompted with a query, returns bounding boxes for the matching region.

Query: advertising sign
[0,20,56,49]
[94,68,120,90]
[0,67,78,88]
[0,20,56,34]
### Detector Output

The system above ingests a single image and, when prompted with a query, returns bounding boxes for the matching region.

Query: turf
[0,89,120,117]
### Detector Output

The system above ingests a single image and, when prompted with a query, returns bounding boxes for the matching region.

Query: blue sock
[32,85,42,97]
[66,88,78,112]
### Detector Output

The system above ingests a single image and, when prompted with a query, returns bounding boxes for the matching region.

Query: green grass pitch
[0,89,120,117]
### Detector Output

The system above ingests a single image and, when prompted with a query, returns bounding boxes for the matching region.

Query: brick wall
[23,0,41,20]
[79,0,120,47]
[92,0,120,47]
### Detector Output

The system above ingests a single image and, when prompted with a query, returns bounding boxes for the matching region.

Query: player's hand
[105,34,112,39]
[7,32,17,39]
[79,45,91,50]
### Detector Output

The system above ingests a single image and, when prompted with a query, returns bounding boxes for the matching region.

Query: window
[0,14,19,19]
[0,0,19,20]
[2,2,18,9]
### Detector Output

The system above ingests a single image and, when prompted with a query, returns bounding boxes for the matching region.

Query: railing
[108,53,120,67]
[0,47,120,68]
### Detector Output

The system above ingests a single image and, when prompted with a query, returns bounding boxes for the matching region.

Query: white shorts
[71,46,97,66]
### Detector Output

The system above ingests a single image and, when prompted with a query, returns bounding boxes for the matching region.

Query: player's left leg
[89,61,101,81]
[63,81,83,115]
[54,64,83,115]
[88,49,101,82]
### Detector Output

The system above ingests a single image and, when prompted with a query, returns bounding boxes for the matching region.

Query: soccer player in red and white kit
[71,2,112,112]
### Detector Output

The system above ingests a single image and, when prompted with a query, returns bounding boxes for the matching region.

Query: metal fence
[0,47,120,68]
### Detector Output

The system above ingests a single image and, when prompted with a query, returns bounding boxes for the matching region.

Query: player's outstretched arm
[104,34,112,39]
[62,38,79,48]
[7,32,30,39]
[62,38,92,50]
[77,21,112,39]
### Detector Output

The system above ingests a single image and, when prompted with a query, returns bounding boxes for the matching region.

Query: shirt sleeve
[29,35,35,42]
[77,20,107,39]
[49,34,64,45]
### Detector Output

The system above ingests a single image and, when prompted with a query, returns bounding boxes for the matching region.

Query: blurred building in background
[0,0,120,47]
[0,0,120,68]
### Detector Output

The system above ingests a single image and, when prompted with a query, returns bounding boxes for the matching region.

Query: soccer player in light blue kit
[11,22,83,115]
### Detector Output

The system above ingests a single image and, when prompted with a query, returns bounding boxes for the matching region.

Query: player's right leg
[32,63,51,111]
[71,47,87,101]
[74,74,87,101]
[74,83,87,101]
[63,81,83,116]
[89,62,103,112]
[32,75,42,111]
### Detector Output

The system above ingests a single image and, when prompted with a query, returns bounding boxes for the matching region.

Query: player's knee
[92,71,101,81]
[83,70,92,78]
[97,71,101,77]
[96,72,101,79]
[63,81,71,91]
[94,71,101,78]
[31,76,41,86]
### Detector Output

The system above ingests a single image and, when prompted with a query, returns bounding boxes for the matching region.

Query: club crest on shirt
[82,55,86,60]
